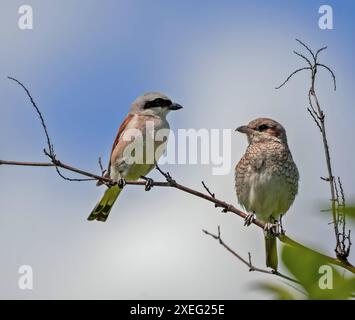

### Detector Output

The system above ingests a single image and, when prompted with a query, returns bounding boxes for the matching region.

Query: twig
[295,39,315,62]
[0,160,54,167]
[7,77,53,156]
[98,157,106,176]
[201,181,215,198]
[155,163,175,185]
[201,181,229,212]
[338,177,345,207]
[316,63,337,91]
[202,227,299,284]
[334,177,352,260]
[275,67,311,89]
[307,107,322,132]
[8,76,94,182]
[293,51,312,68]
[276,39,351,262]
[315,46,327,61]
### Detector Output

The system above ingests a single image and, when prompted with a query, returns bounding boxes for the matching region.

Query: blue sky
[1,0,354,299]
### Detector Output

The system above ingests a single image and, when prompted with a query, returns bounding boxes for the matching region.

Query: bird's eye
[258,124,269,131]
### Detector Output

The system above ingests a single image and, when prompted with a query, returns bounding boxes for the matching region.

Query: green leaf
[253,282,298,300]
[281,245,355,299]
[320,203,355,221]
[341,206,355,220]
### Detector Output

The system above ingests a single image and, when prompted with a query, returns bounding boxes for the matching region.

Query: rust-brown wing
[109,113,134,171]
[96,113,134,186]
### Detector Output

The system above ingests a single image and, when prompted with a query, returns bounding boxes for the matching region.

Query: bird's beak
[169,103,183,111]
[236,125,253,134]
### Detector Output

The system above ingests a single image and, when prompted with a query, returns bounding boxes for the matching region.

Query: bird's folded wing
[109,113,135,174]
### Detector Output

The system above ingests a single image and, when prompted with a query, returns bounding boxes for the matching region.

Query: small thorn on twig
[155,164,175,185]
[202,181,229,212]
[98,157,106,176]
[202,181,215,198]
[202,181,219,209]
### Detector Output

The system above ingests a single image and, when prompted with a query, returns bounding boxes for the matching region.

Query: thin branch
[0,160,54,167]
[293,50,312,67]
[307,107,322,132]
[155,163,175,184]
[98,157,106,176]
[203,227,299,284]
[8,76,93,182]
[275,67,311,89]
[334,177,341,211]
[334,177,352,260]
[316,63,337,91]
[43,149,95,182]
[7,77,52,156]
[201,181,228,212]
[308,91,321,119]
[201,181,215,198]
[295,39,315,62]
[276,39,352,262]
[338,177,345,207]
[315,46,328,61]
[0,159,171,187]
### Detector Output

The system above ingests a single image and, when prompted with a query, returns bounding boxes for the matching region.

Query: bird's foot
[141,176,154,191]
[264,221,280,236]
[117,178,126,188]
[244,213,255,226]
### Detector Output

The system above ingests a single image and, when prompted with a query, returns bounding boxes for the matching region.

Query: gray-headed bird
[235,118,299,270]
[88,92,182,222]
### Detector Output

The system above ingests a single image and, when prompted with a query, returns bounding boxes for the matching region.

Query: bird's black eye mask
[144,98,172,109]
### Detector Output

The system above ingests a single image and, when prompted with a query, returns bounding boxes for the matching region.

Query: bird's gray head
[236,118,288,145]
[129,92,183,117]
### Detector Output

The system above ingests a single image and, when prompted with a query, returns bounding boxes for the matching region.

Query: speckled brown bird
[235,118,299,270]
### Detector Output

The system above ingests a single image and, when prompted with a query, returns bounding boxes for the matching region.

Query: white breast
[241,169,293,222]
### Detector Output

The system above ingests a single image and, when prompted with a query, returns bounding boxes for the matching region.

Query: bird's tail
[88,185,122,222]
[264,233,278,270]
